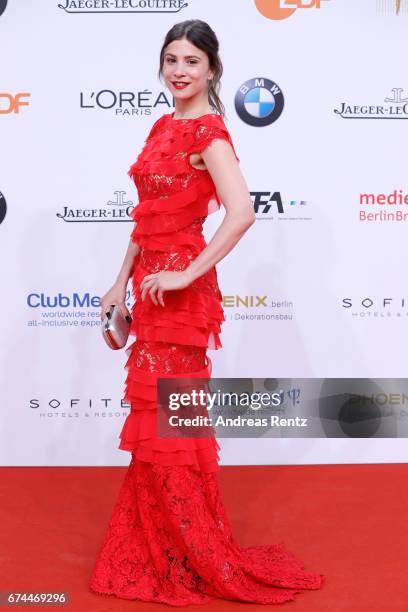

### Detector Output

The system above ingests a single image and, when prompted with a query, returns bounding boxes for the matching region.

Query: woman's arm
[184,139,255,284]
[115,238,140,288]
[100,238,140,319]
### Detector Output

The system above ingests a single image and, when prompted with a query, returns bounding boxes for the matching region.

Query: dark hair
[158,19,225,117]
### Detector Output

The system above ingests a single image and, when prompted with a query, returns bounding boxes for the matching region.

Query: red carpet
[1,463,407,611]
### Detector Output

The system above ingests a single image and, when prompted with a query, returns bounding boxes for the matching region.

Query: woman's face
[162,38,213,102]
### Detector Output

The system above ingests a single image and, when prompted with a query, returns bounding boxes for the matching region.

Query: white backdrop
[1,0,408,465]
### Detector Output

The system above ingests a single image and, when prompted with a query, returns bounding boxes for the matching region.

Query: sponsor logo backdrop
[1,0,407,465]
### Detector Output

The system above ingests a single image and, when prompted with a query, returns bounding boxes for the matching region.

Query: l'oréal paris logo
[80,89,171,116]
[58,0,188,14]
[334,88,408,119]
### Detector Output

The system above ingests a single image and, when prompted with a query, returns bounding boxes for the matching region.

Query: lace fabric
[89,456,324,606]
[89,113,326,604]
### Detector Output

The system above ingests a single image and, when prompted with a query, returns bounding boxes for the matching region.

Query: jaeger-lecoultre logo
[56,191,135,222]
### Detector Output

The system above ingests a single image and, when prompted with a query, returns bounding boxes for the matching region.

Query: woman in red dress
[90,19,325,606]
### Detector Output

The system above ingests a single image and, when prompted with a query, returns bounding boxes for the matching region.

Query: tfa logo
[255,0,330,21]
[251,192,306,215]
[0,93,31,114]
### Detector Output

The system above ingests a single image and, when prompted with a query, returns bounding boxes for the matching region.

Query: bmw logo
[0,0,7,17]
[235,77,284,127]
[0,191,7,224]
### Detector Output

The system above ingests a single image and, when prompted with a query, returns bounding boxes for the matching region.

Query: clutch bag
[101,304,132,350]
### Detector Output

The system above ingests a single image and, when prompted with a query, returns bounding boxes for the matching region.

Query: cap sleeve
[193,119,240,163]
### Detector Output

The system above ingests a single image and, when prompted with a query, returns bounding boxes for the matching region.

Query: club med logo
[58,0,189,14]
[359,189,408,222]
[0,0,7,17]
[334,88,408,119]
[235,78,284,127]
[26,289,132,335]
[254,0,330,21]
[0,93,31,114]
[56,190,135,222]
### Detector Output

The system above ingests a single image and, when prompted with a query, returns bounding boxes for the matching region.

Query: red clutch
[101,304,132,350]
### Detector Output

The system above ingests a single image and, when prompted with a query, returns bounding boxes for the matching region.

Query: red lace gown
[89,112,325,605]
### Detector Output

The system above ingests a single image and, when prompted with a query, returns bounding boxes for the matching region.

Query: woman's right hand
[100,282,131,321]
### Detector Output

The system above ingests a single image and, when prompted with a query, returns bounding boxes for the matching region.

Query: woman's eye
[165,58,198,65]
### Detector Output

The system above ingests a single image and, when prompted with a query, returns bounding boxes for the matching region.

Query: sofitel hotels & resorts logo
[58,0,189,14]
[341,297,408,319]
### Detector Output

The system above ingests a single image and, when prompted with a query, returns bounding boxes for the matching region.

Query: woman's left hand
[140,270,192,307]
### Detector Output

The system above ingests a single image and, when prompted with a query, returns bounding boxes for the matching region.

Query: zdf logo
[255,0,330,21]
[0,93,31,114]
